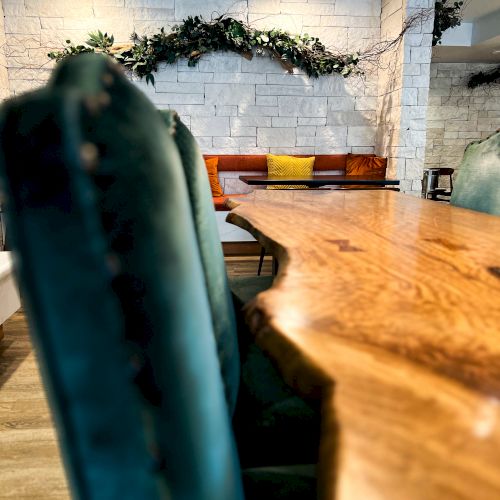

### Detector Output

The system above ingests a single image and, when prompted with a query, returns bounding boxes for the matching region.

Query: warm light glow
[473,398,500,439]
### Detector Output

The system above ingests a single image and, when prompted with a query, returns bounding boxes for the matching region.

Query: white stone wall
[3,0,381,157]
[375,0,434,194]
[0,1,9,99]
[425,63,500,173]
[2,0,441,193]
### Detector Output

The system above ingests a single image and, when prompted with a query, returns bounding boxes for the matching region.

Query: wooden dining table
[226,189,500,500]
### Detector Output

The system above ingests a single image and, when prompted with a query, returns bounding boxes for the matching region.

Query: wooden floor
[0,312,69,499]
[0,257,271,499]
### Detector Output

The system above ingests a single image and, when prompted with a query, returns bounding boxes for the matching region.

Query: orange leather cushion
[205,157,223,197]
[345,154,387,177]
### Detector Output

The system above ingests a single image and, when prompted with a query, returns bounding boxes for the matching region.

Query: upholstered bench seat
[206,153,387,241]
[205,153,385,200]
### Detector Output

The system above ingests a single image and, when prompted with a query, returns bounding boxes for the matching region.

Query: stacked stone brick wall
[2,0,440,192]
[375,0,434,194]
[0,1,9,99]
[2,0,381,158]
[424,63,500,174]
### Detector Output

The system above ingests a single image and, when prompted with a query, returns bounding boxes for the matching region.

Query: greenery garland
[49,15,363,85]
[468,66,500,88]
[432,0,464,46]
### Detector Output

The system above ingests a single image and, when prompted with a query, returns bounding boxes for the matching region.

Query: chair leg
[272,256,279,276]
[257,246,265,276]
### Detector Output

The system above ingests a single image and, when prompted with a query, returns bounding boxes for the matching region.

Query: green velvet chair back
[0,54,244,500]
[0,88,163,500]
[159,110,240,415]
[451,131,500,216]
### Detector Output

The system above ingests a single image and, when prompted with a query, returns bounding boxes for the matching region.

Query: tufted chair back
[0,54,244,500]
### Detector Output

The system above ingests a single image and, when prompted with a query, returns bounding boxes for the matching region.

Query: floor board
[0,312,69,499]
[0,257,271,498]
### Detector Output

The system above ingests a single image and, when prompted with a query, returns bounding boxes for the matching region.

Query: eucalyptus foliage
[49,30,113,61]
[48,15,361,85]
[432,0,463,46]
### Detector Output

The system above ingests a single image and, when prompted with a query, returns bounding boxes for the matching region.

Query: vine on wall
[48,13,427,85]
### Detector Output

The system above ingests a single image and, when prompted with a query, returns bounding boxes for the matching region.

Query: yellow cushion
[266,154,315,190]
[205,157,224,197]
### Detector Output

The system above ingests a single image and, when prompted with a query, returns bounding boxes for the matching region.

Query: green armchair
[451,131,500,216]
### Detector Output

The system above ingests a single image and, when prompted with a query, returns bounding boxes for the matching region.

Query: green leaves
[86,30,114,52]
[47,40,94,62]
[433,0,464,46]
[48,14,363,82]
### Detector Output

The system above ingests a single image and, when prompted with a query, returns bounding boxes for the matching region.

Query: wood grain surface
[226,190,500,500]
[0,312,69,499]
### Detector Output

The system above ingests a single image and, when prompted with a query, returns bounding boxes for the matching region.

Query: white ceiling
[462,0,500,21]
[432,0,500,62]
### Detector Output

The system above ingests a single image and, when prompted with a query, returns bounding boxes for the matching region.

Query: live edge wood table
[239,174,400,188]
[226,190,500,500]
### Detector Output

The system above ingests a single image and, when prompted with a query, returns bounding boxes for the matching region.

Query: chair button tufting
[79,142,99,172]
[105,252,122,276]
[129,353,143,371]
[83,92,111,115]
[101,72,114,87]
[97,91,111,106]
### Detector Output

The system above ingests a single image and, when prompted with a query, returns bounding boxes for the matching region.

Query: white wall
[2,0,437,193]
[376,0,434,194]
[0,0,9,99]
[3,0,381,158]
[425,62,500,172]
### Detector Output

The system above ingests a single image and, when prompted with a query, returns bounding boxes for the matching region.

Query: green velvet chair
[0,65,244,499]
[159,110,320,469]
[0,88,165,500]
[158,111,274,312]
[451,131,500,216]
[154,110,244,416]
[0,54,316,499]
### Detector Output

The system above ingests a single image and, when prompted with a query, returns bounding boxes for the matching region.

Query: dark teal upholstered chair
[156,110,242,415]
[159,110,320,469]
[451,131,500,216]
[0,54,317,499]
[158,111,274,311]
[0,57,243,500]
[0,88,165,499]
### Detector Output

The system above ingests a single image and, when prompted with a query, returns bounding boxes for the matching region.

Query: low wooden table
[239,174,400,188]
[226,190,500,500]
